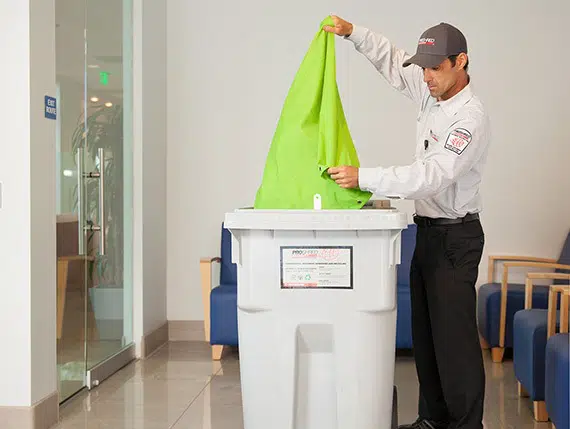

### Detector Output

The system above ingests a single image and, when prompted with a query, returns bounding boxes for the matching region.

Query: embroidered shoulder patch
[444,128,472,155]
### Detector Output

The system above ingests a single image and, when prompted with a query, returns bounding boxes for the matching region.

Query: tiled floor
[55,342,554,429]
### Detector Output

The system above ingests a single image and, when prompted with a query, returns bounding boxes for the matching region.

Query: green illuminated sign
[99,72,109,86]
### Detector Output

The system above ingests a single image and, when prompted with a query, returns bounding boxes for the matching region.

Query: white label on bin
[280,246,353,289]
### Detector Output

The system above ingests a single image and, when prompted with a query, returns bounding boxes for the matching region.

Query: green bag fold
[254,16,372,210]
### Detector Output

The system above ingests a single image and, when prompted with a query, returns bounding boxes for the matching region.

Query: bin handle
[230,231,241,266]
[389,230,402,266]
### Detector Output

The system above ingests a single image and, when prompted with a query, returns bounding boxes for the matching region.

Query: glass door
[55,0,134,403]
[55,0,88,401]
[83,0,134,389]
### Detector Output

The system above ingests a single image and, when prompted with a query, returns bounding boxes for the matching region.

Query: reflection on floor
[55,342,554,429]
[58,340,123,402]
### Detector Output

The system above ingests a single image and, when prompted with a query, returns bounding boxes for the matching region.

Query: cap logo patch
[444,128,472,155]
[419,38,436,45]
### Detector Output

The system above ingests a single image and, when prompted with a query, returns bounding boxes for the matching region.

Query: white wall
[167,0,570,321]
[30,0,58,404]
[0,0,57,406]
[133,0,168,353]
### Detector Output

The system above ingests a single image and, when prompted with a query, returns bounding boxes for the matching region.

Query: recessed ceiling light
[90,97,99,102]
[105,102,113,107]
[88,64,100,69]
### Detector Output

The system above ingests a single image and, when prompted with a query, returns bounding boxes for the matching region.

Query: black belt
[413,213,480,227]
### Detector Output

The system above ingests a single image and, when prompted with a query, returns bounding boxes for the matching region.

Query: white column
[132,0,168,358]
[0,0,58,427]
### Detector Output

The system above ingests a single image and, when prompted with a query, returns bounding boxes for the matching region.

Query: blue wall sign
[45,96,57,120]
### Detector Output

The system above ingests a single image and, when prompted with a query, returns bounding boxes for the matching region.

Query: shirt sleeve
[357,116,488,200]
[346,25,427,105]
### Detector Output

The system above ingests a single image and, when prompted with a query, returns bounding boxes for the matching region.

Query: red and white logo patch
[444,128,472,155]
[419,38,436,46]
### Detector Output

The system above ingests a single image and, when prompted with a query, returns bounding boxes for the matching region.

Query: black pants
[410,217,486,429]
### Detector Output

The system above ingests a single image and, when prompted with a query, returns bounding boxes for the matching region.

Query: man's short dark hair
[449,54,469,72]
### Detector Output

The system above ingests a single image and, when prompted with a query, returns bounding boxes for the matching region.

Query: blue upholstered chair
[200,223,238,360]
[513,277,570,422]
[546,285,570,429]
[477,230,570,362]
[513,311,558,422]
[513,309,549,418]
[396,223,416,349]
[512,276,568,421]
[545,332,570,429]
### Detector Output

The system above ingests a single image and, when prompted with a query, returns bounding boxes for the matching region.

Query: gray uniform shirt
[347,25,491,219]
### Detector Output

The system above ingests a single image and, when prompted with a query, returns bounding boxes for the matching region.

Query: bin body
[224,209,408,429]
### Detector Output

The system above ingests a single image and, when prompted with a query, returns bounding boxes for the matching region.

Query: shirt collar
[434,83,473,116]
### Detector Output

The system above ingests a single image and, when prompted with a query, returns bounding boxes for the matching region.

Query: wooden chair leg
[498,267,509,350]
[491,347,505,363]
[517,382,529,397]
[200,261,212,343]
[533,401,548,422]
[212,345,224,361]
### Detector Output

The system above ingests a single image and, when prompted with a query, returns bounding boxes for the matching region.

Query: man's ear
[456,53,468,70]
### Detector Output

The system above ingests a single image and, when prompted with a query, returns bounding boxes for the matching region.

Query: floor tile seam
[167,369,218,428]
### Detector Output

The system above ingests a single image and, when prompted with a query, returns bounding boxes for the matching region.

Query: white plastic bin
[224,208,408,429]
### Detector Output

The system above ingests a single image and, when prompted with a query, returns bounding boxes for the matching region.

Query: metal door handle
[97,147,105,256]
[77,148,85,254]
[76,147,106,256]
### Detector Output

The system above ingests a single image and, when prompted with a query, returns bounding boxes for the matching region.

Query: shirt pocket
[422,128,440,154]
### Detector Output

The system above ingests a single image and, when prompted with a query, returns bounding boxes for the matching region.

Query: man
[324,16,490,429]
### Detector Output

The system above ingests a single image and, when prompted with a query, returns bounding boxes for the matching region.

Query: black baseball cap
[403,22,468,68]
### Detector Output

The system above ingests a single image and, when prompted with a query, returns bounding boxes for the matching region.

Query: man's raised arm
[324,16,427,104]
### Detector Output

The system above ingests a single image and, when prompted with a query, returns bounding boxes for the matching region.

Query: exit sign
[45,96,57,120]
[99,72,109,85]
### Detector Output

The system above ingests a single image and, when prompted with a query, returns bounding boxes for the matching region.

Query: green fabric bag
[254,16,372,210]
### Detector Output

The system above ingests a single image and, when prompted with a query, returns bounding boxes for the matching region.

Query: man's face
[422,54,467,100]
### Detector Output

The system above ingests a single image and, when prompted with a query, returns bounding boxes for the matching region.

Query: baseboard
[168,320,205,342]
[0,390,59,429]
[141,322,169,358]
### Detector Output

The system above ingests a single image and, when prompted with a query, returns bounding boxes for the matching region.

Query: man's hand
[328,166,359,189]
[322,15,353,37]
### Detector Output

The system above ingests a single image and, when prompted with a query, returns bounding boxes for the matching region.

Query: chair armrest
[527,272,570,280]
[524,273,570,309]
[503,262,570,271]
[498,262,570,347]
[490,255,557,263]
[547,286,570,338]
[200,256,221,342]
[488,255,557,282]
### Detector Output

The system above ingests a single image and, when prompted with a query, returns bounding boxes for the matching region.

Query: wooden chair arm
[499,262,570,346]
[525,273,570,309]
[547,286,570,338]
[200,256,221,343]
[527,272,570,280]
[503,262,570,271]
[488,255,557,283]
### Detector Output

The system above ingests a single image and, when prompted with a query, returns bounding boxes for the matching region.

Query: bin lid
[224,209,408,231]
